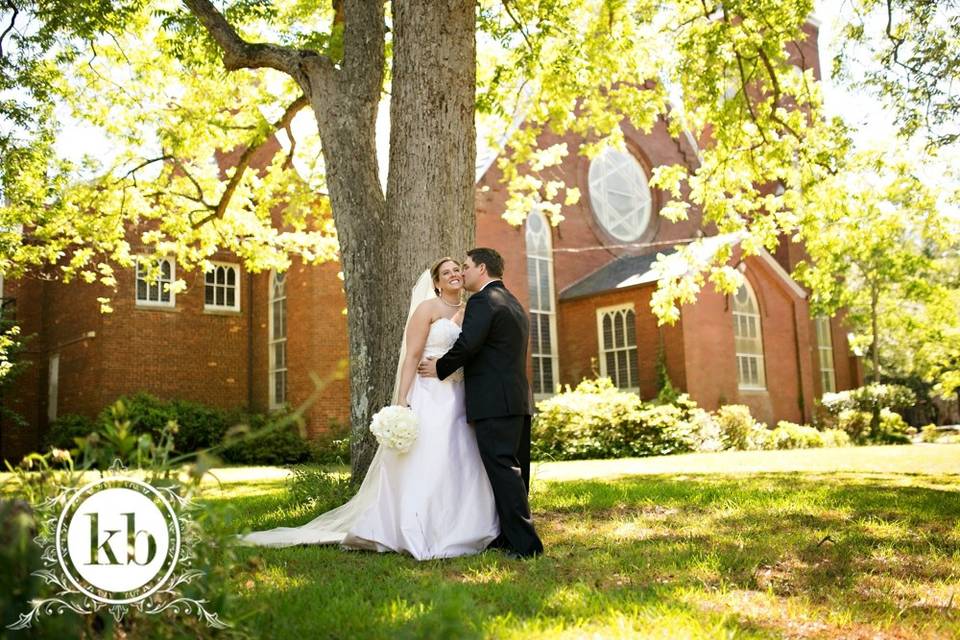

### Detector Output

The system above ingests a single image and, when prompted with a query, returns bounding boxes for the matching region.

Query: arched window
[732,281,766,390]
[269,270,288,408]
[526,209,559,396]
[596,304,639,390]
[814,316,836,393]
[204,263,240,311]
[587,147,652,242]
[135,256,176,307]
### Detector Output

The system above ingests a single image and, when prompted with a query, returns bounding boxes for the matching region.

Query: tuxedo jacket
[436,280,533,421]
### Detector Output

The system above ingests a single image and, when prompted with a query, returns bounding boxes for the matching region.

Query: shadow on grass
[199,472,959,639]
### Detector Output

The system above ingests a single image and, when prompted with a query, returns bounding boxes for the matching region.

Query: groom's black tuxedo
[435,280,532,421]
[436,280,543,558]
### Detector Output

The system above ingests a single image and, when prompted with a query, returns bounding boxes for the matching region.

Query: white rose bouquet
[370,405,420,452]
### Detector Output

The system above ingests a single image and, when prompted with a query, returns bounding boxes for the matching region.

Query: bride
[237,257,500,560]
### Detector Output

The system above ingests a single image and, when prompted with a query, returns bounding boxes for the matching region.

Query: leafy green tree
[794,149,958,429]
[835,0,960,147]
[1,0,947,475]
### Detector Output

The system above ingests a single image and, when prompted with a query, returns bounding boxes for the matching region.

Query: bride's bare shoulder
[412,298,440,321]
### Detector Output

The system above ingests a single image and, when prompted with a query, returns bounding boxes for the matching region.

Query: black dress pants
[474,415,543,557]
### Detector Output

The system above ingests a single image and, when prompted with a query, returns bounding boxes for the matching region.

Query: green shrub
[287,465,356,512]
[714,405,769,450]
[835,409,873,444]
[99,391,178,443]
[820,428,852,448]
[876,408,912,444]
[920,424,939,443]
[309,420,351,465]
[820,383,915,416]
[672,408,725,453]
[531,378,705,460]
[168,399,230,452]
[220,410,311,465]
[834,407,911,445]
[532,378,644,460]
[42,413,98,450]
[770,421,826,449]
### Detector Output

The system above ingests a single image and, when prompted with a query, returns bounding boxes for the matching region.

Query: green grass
[190,445,960,639]
[2,445,957,638]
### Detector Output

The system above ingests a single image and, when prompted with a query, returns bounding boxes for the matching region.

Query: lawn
[192,445,960,639]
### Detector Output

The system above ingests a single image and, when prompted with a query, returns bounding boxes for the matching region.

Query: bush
[308,421,352,465]
[714,405,769,450]
[532,378,645,460]
[531,378,706,460]
[168,399,230,453]
[820,428,852,448]
[833,407,911,445]
[220,409,312,466]
[770,421,826,449]
[820,383,916,415]
[287,465,356,512]
[99,391,179,443]
[673,408,725,453]
[42,413,98,450]
[920,424,939,443]
[876,408,912,444]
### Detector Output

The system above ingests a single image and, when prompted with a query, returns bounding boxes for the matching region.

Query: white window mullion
[204,262,241,311]
[596,304,638,391]
[135,256,176,308]
[269,269,288,409]
[733,281,766,390]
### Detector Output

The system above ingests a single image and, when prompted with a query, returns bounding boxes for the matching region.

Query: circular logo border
[55,477,182,605]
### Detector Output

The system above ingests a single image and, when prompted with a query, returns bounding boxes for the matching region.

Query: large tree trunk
[312,0,476,481]
[185,0,477,482]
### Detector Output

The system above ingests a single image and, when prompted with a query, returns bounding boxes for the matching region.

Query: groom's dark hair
[467,247,504,278]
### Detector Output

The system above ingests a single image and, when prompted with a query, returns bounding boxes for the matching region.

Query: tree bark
[184,0,478,482]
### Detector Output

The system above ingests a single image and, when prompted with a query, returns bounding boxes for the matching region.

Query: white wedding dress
[238,316,500,560]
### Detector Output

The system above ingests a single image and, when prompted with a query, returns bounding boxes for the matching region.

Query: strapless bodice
[423,317,464,382]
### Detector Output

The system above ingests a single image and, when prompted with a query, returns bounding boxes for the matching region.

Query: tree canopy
[1,0,958,470]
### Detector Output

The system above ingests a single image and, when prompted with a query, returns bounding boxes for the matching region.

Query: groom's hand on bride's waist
[417,357,439,378]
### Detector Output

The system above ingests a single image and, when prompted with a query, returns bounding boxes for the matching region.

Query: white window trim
[204,261,241,312]
[815,315,837,394]
[587,147,652,243]
[135,255,176,308]
[48,353,59,422]
[268,269,288,410]
[596,303,639,393]
[732,281,767,391]
[526,209,560,399]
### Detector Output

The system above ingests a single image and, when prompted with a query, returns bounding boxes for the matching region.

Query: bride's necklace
[438,294,463,308]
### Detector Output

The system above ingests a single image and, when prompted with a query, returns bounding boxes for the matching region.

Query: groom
[417,247,544,559]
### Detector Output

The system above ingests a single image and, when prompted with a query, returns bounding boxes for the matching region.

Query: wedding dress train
[237,317,500,560]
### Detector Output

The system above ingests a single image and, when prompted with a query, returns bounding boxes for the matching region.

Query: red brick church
[1,17,862,462]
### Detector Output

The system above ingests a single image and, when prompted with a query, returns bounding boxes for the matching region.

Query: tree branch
[0,1,19,59]
[191,94,310,229]
[182,0,334,85]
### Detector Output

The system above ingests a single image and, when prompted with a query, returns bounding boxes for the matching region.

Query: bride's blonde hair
[430,256,461,296]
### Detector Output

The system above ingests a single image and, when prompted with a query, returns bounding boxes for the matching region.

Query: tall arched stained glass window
[526,209,559,396]
[269,269,288,408]
[732,281,766,390]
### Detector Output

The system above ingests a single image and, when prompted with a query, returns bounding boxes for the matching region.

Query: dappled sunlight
[184,451,960,638]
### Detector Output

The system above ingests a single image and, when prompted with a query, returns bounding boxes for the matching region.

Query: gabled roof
[558,232,808,302]
[559,251,666,301]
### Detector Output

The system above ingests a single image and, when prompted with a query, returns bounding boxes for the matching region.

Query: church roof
[558,251,667,301]
[558,232,808,302]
